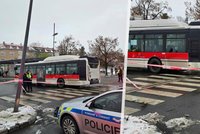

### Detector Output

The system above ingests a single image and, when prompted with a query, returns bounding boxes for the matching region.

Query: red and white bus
[128,19,200,73]
[15,55,100,87]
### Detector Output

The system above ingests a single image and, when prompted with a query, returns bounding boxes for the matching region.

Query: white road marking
[172,81,200,87]
[160,74,184,77]
[20,95,51,103]
[127,81,150,86]
[156,85,196,92]
[27,92,63,101]
[183,79,200,83]
[148,75,177,80]
[134,77,165,82]
[138,89,182,97]
[125,95,164,105]
[124,107,140,115]
[37,91,74,98]
[47,90,83,96]
[0,96,36,107]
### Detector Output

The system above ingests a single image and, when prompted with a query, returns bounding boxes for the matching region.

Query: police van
[54,90,122,134]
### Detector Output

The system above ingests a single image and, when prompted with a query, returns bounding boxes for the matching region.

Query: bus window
[46,65,55,74]
[56,64,65,75]
[89,63,98,68]
[145,34,163,52]
[25,66,29,72]
[29,66,36,75]
[129,35,144,52]
[15,66,20,75]
[66,63,78,75]
[166,34,186,52]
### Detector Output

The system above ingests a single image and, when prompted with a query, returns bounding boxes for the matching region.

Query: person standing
[26,70,33,92]
[23,72,28,93]
[117,66,123,83]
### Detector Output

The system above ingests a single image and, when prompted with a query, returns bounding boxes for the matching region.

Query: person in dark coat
[117,66,123,83]
[23,72,28,93]
[26,70,33,92]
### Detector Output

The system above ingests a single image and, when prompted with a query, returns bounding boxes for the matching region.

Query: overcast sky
[167,0,195,19]
[0,0,130,52]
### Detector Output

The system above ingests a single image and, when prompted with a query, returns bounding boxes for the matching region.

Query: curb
[0,116,36,134]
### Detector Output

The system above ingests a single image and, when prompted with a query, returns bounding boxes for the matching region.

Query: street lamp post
[53,23,58,56]
[14,0,33,112]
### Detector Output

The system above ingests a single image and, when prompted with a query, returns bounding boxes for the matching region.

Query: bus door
[36,65,46,84]
[189,30,200,62]
[189,39,200,62]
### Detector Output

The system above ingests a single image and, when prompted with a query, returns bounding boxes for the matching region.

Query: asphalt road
[125,69,200,133]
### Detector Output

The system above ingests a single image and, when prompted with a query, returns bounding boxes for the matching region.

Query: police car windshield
[83,97,94,103]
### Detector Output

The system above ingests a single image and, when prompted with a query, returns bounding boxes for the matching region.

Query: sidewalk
[100,74,123,89]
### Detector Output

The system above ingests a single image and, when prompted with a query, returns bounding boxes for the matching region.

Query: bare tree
[88,36,123,76]
[185,1,194,23]
[58,35,81,55]
[131,0,171,20]
[194,0,200,20]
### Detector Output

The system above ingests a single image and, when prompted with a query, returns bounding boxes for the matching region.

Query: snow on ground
[123,112,200,134]
[166,117,196,131]
[42,108,54,113]
[123,114,162,134]
[0,106,37,131]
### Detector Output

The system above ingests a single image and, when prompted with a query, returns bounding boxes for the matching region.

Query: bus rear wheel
[148,58,162,73]
[57,78,65,88]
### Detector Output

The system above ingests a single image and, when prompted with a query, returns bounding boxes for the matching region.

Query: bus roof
[15,55,99,66]
[43,55,80,62]
[129,19,200,31]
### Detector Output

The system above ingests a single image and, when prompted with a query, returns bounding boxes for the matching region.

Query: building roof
[0,42,54,52]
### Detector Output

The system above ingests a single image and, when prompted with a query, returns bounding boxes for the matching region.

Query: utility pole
[53,23,58,56]
[14,0,33,112]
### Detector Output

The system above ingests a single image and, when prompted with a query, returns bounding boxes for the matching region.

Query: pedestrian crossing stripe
[148,75,177,80]
[47,90,84,96]
[156,85,196,92]
[58,89,93,95]
[27,92,63,101]
[0,87,109,109]
[134,77,165,82]
[124,107,140,115]
[159,74,185,77]
[172,81,200,87]
[0,96,36,107]
[20,95,51,103]
[61,87,101,92]
[37,91,75,98]
[138,89,182,97]
[127,81,150,86]
[125,74,200,115]
[192,76,200,79]
[61,88,101,94]
[125,95,164,105]
[182,78,200,83]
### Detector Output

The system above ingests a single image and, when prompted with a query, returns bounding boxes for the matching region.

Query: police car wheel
[62,115,79,134]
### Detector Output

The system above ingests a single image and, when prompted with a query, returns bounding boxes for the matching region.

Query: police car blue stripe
[82,110,121,124]
[63,107,121,124]
[71,108,82,114]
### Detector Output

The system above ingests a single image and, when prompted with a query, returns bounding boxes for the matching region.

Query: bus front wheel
[57,78,65,88]
[148,58,162,73]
